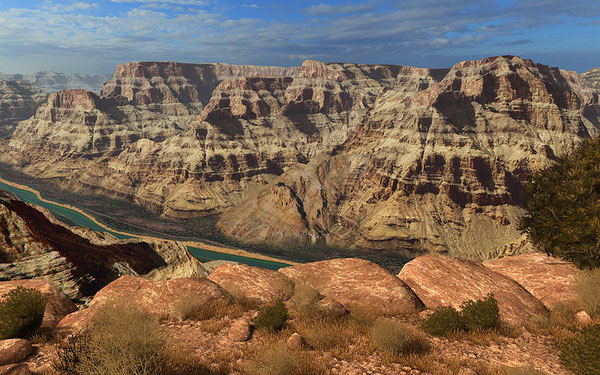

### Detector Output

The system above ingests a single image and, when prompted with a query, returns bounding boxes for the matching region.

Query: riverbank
[0,176,299,268]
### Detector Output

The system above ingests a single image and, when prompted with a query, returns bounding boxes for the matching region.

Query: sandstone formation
[484,252,579,308]
[580,67,600,90]
[0,72,112,93]
[0,364,31,375]
[0,60,416,218]
[279,258,422,314]
[0,280,76,331]
[0,192,206,300]
[220,56,600,259]
[398,254,548,324]
[0,81,47,138]
[207,264,293,304]
[2,56,600,260]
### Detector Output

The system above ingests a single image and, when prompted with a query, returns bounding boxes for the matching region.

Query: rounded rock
[575,311,592,326]
[0,364,32,375]
[286,332,306,350]
[0,340,32,366]
[228,318,252,342]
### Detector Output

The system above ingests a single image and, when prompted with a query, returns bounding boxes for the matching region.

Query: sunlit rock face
[0,60,415,217]
[219,56,600,259]
[580,67,600,90]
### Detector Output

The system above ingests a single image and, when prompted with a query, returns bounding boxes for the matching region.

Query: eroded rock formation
[0,191,206,300]
[580,67,600,90]
[219,56,600,259]
[0,81,48,138]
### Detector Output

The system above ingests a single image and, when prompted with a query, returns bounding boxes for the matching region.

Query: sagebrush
[254,300,287,333]
[0,286,46,339]
[372,318,430,355]
[559,324,600,375]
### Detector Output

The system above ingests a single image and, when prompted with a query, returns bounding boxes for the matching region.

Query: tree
[519,138,600,269]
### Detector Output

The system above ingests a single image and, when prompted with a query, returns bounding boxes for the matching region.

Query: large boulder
[88,275,228,316]
[56,275,228,334]
[484,252,579,308]
[279,258,422,314]
[398,254,548,324]
[208,264,293,304]
[0,280,77,331]
[0,340,31,366]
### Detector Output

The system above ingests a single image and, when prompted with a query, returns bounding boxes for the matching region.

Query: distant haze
[0,0,599,73]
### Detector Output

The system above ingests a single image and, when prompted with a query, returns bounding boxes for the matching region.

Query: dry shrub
[173,291,258,322]
[53,304,219,375]
[559,324,600,375]
[575,268,600,317]
[503,364,547,375]
[371,318,430,355]
[248,343,327,375]
[287,284,323,319]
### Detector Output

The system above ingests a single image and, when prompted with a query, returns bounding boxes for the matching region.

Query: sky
[0,0,598,74]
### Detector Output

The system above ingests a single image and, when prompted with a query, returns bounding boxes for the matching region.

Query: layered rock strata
[0,191,206,300]
[0,81,48,138]
[0,60,418,217]
[580,67,600,90]
[219,56,600,259]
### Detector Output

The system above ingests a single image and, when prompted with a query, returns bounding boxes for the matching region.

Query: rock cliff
[580,67,600,90]
[2,57,599,259]
[0,60,416,217]
[0,81,48,138]
[0,191,206,300]
[219,56,600,259]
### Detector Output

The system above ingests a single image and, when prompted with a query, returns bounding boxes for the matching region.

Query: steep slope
[0,190,206,300]
[0,61,426,217]
[580,67,600,90]
[0,72,113,93]
[218,56,600,259]
[0,81,48,138]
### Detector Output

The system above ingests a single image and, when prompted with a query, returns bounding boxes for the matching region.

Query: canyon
[1,57,599,260]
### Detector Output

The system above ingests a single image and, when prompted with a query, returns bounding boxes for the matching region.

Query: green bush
[254,300,287,333]
[372,318,430,355]
[575,268,600,317]
[559,324,600,375]
[519,138,600,269]
[421,306,465,337]
[0,286,46,339]
[460,294,500,331]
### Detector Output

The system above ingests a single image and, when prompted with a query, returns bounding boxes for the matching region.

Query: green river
[0,180,292,270]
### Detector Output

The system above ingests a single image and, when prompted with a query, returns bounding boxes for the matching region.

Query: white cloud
[110,0,208,5]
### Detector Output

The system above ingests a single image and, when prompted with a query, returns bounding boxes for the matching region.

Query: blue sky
[0,0,598,74]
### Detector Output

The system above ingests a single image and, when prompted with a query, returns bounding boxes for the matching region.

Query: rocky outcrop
[580,68,600,90]
[398,254,548,324]
[208,264,293,303]
[56,275,228,334]
[0,280,76,331]
[0,72,112,93]
[0,194,206,300]
[0,81,47,138]
[220,56,600,259]
[279,258,422,314]
[484,252,579,308]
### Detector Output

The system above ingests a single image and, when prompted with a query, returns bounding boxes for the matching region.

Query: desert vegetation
[0,286,46,339]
